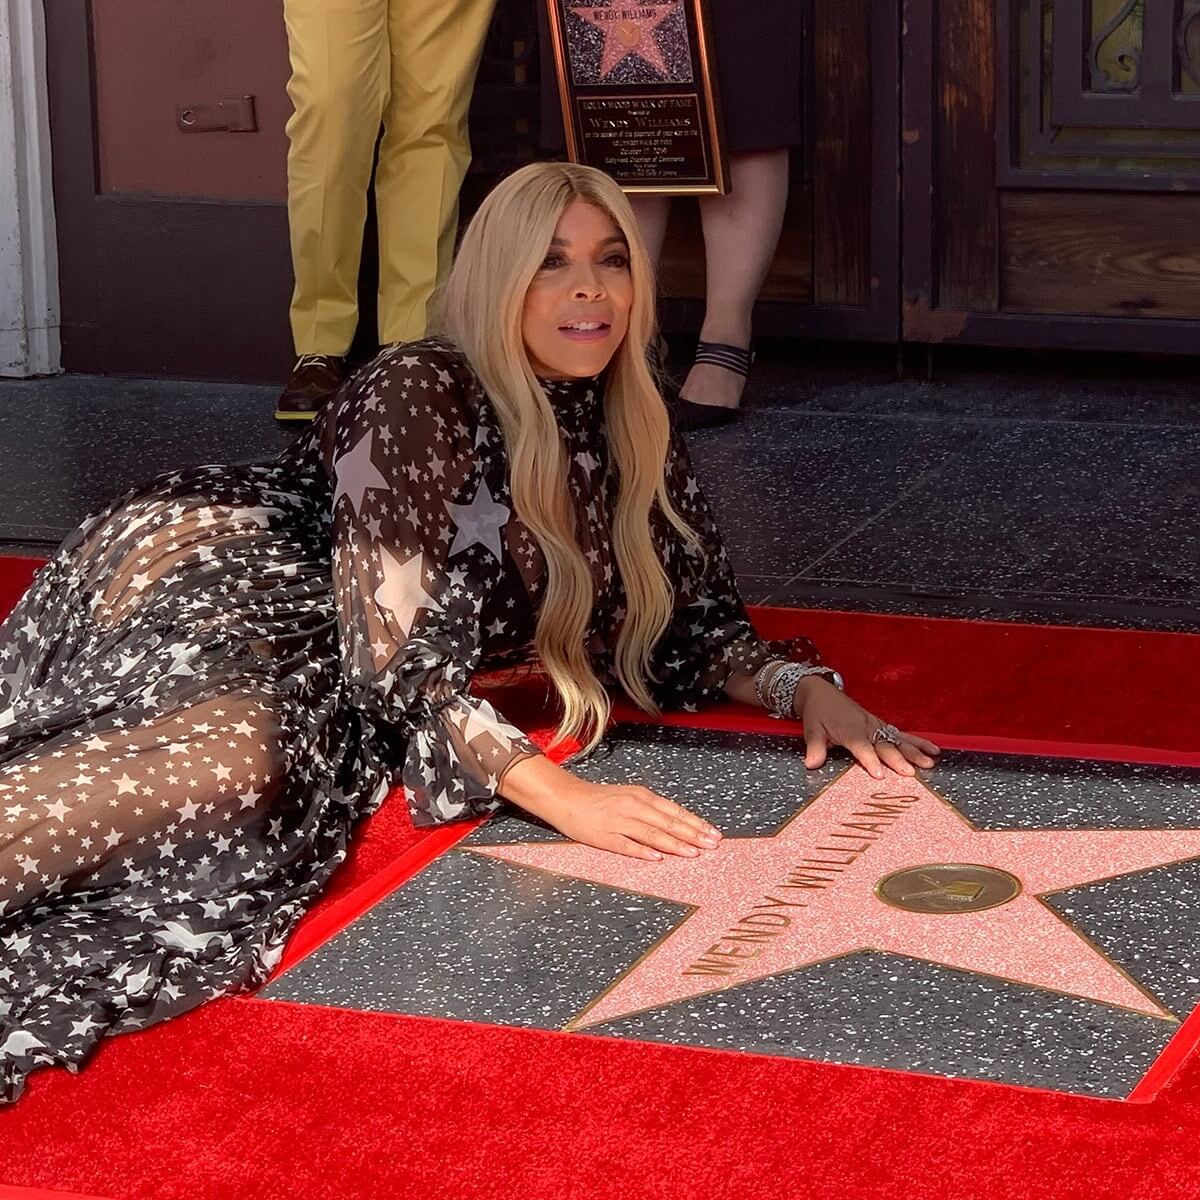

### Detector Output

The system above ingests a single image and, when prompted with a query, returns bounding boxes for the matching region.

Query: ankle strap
[693,341,755,377]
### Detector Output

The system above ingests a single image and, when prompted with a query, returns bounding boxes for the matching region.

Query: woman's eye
[604,253,630,268]
[540,254,564,269]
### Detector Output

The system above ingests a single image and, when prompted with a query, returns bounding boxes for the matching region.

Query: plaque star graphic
[467,767,1200,1030]
[445,479,510,563]
[569,1,678,79]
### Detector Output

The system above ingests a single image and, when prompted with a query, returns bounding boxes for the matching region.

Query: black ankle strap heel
[671,341,755,430]
[692,341,755,377]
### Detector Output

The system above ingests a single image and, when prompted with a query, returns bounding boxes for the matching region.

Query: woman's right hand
[499,754,722,861]
[548,779,724,861]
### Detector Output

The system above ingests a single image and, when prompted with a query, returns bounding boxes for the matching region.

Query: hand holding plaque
[544,0,729,193]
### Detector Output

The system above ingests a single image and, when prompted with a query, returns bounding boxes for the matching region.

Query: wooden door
[47,2,1200,378]
[45,1,296,383]
[903,0,1200,353]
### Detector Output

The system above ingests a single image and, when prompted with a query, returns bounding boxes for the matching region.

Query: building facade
[27,0,1200,382]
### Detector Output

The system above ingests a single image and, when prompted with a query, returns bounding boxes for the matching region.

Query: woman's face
[521,199,634,381]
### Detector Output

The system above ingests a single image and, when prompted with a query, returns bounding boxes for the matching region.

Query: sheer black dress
[0,337,810,1102]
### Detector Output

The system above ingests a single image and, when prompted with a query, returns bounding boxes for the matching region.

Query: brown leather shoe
[275,354,348,421]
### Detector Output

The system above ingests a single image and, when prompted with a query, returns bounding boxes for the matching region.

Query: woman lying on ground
[0,161,937,1102]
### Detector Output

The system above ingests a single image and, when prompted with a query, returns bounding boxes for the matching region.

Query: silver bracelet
[753,659,789,710]
[765,662,843,720]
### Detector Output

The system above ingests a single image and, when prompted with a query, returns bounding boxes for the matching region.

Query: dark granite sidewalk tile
[789,423,1200,607]
[684,410,978,578]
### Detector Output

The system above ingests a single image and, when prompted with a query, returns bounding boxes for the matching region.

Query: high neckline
[536,372,605,407]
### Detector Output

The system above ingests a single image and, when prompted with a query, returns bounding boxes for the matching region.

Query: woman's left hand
[794,677,940,780]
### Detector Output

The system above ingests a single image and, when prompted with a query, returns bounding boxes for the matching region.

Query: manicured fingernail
[701,834,720,846]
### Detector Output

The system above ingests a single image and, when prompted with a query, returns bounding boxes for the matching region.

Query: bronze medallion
[875,863,1023,914]
[616,19,643,49]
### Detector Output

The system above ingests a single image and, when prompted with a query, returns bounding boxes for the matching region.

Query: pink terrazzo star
[568,2,678,79]
[468,767,1200,1029]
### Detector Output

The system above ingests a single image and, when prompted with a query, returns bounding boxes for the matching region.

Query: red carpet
[1,555,1199,1199]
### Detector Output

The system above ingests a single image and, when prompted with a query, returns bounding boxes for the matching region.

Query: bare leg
[0,473,360,1102]
[683,148,790,410]
[628,194,672,275]
[0,689,289,917]
[0,494,310,920]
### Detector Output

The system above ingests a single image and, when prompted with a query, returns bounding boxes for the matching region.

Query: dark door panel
[903,0,1200,353]
[46,0,294,382]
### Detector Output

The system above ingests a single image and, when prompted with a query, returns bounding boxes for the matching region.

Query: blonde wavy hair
[431,161,698,754]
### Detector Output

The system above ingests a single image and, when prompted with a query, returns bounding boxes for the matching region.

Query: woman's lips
[558,323,611,343]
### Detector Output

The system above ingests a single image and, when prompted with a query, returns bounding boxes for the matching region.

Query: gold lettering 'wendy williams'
[683,794,920,977]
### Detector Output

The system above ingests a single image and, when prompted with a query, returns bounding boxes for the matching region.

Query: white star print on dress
[333,428,390,518]
[445,479,511,563]
[0,335,819,1105]
[373,549,444,640]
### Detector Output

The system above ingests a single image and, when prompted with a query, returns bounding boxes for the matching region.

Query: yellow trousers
[283,0,496,355]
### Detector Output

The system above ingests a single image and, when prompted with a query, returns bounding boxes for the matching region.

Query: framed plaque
[543,0,729,194]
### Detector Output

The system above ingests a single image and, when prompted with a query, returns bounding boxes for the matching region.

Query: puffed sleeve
[647,430,822,711]
[323,347,540,826]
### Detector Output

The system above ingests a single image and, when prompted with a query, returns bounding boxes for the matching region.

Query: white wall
[0,0,60,378]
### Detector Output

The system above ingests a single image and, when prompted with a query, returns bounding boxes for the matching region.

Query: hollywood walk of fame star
[467,765,1200,1030]
[568,1,679,79]
[446,479,511,563]
[375,548,444,640]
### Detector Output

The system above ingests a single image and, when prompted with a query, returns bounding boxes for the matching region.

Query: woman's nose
[570,266,605,299]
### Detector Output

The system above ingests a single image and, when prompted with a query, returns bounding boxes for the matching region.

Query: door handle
[176,96,257,133]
